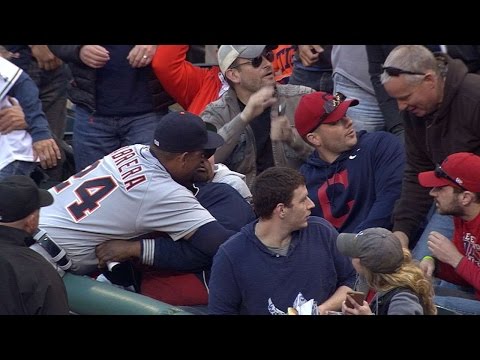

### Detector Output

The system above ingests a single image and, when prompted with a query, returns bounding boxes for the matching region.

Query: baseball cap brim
[39,189,54,207]
[204,131,225,151]
[418,171,450,188]
[322,99,359,125]
[239,45,266,59]
[336,233,360,258]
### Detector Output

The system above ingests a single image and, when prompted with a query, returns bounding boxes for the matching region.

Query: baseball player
[32,111,234,276]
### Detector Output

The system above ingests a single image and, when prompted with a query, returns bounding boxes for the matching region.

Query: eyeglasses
[304,92,347,134]
[318,91,346,123]
[382,66,426,77]
[229,50,274,70]
[434,164,467,191]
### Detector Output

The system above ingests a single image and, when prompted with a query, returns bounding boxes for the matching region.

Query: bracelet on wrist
[422,255,434,262]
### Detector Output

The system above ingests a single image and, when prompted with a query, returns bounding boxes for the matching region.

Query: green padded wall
[63,273,192,315]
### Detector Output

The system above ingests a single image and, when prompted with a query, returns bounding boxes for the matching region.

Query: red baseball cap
[418,152,480,192]
[294,91,359,137]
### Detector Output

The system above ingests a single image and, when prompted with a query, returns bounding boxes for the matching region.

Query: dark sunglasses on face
[434,164,467,191]
[382,66,426,77]
[229,50,275,70]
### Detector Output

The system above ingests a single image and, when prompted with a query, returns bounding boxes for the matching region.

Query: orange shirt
[272,45,295,84]
[152,45,223,115]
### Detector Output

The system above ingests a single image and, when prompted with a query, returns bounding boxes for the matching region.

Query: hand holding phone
[345,291,365,308]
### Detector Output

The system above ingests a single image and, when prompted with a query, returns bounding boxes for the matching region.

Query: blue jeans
[73,106,167,171]
[412,204,454,260]
[0,161,36,180]
[289,67,333,93]
[434,281,480,315]
[333,73,385,133]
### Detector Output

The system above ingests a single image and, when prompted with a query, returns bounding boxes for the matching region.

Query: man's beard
[437,201,464,217]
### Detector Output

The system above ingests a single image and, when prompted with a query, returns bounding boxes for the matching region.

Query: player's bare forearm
[95,240,141,268]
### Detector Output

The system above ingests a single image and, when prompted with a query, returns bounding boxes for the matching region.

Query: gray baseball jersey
[34,144,216,274]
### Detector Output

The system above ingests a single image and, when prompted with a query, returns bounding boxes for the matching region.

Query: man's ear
[461,191,476,206]
[225,68,240,84]
[275,203,286,218]
[424,71,438,89]
[305,132,320,147]
[24,210,39,234]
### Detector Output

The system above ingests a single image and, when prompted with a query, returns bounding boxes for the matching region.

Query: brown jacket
[393,55,480,240]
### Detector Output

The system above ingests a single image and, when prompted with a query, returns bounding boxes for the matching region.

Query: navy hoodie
[208,216,355,315]
[300,131,405,233]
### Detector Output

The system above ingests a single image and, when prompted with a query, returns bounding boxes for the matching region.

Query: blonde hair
[363,248,437,315]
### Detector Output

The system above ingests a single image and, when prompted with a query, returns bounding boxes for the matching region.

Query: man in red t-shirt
[418,152,480,314]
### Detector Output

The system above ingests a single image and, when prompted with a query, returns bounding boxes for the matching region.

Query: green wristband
[422,255,434,262]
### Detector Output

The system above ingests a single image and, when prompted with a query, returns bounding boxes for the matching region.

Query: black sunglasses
[229,50,274,70]
[434,164,467,191]
[318,91,346,123]
[382,66,426,77]
[305,92,346,134]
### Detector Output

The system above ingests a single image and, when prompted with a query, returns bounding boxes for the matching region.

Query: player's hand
[95,240,141,268]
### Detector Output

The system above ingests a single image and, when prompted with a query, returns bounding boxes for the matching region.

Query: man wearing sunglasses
[380,45,480,259]
[294,91,405,233]
[201,45,314,189]
[418,152,480,314]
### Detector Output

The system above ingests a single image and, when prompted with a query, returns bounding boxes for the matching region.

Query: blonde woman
[337,227,436,315]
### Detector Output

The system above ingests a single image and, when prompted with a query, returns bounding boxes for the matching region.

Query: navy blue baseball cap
[0,175,53,222]
[153,111,224,153]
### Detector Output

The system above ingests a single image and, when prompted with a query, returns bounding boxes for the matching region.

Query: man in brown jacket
[381,45,480,262]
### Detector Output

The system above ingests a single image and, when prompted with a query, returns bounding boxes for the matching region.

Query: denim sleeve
[10,72,52,142]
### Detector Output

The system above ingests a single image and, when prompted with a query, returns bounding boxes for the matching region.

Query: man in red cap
[418,152,480,314]
[294,91,405,233]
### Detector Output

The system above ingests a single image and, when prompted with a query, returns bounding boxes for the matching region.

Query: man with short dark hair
[0,175,69,315]
[294,91,404,233]
[208,166,355,315]
[418,152,480,314]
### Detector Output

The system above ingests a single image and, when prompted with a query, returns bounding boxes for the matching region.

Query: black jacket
[49,45,174,113]
[0,225,69,315]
